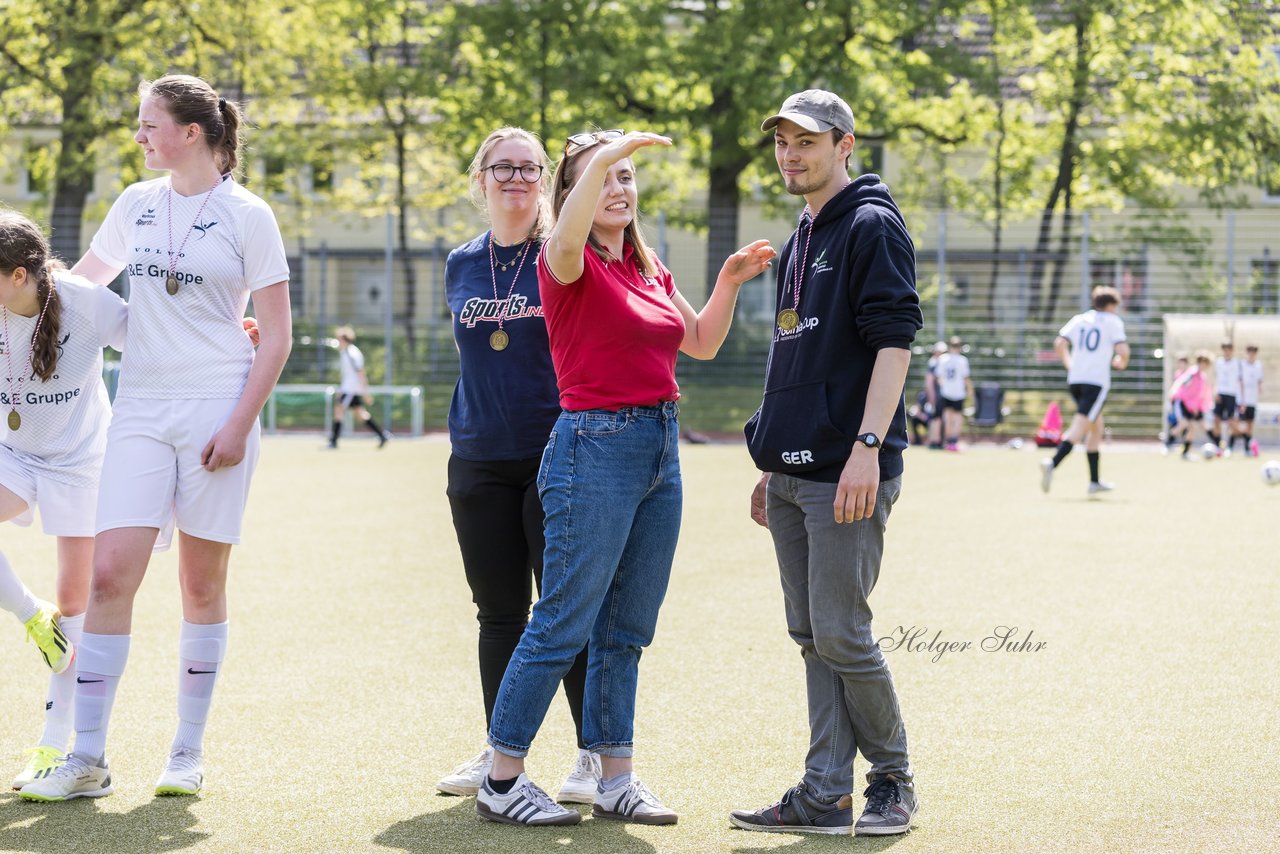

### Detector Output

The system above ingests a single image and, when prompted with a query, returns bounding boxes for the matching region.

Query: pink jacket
[1169,367,1212,413]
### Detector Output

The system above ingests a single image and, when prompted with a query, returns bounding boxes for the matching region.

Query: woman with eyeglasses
[437,128,597,805]
[476,129,775,827]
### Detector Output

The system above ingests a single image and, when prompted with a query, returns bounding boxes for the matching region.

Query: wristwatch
[855,432,881,449]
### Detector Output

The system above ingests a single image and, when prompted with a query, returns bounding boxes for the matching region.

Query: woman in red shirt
[476,130,774,827]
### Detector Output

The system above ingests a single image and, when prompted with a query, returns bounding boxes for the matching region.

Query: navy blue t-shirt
[445,232,560,461]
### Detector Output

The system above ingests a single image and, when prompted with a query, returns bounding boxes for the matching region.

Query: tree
[0,0,311,263]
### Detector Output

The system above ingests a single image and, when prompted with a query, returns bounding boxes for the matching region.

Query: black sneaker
[729,783,852,835]
[854,777,918,836]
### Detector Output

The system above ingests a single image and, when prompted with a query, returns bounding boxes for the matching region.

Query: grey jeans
[766,472,912,800]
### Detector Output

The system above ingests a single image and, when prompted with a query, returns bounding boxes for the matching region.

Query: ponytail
[30,266,63,383]
[141,75,242,175]
[0,210,63,381]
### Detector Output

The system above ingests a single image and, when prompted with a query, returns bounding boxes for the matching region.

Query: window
[1090,257,1147,314]
[309,156,334,193]
[21,142,54,197]
[858,142,884,176]
[263,154,289,197]
[1249,249,1278,313]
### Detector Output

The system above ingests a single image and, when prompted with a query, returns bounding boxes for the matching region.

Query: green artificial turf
[1,437,1276,852]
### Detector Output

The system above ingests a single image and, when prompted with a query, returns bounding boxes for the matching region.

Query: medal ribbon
[487,233,533,333]
[783,208,814,318]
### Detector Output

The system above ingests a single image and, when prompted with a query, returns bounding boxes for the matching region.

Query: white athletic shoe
[592,773,678,825]
[1087,481,1115,496]
[557,749,601,804]
[155,747,203,796]
[12,745,64,790]
[437,746,492,796]
[1039,459,1054,493]
[19,753,112,802]
[476,773,582,826]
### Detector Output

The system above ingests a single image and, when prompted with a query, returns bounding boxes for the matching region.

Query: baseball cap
[761,89,855,136]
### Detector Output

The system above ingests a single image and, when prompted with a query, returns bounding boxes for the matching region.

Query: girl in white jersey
[22,74,292,803]
[0,212,127,791]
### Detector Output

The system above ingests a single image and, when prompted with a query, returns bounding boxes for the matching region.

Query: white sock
[39,612,85,751]
[72,632,131,764]
[0,551,40,623]
[171,620,228,754]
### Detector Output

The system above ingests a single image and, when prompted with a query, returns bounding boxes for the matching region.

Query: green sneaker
[12,746,65,791]
[24,604,73,674]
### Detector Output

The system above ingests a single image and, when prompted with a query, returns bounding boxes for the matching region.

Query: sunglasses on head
[565,128,624,156]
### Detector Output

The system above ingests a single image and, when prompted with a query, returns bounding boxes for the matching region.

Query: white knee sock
[0,551,39,623]
[73,632,131,764]
[39,612,85,751]
[172,620,228,754]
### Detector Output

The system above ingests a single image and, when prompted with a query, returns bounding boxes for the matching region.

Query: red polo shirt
[538,241,685,411]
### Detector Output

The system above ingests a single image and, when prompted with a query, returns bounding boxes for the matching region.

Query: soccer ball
[1201,442,1218,460]
[1262,460,1280,486]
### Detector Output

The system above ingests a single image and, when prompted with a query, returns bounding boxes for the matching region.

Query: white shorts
[96,397,261,545]
[0,444,98,537]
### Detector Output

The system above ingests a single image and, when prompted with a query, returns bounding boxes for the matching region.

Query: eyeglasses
[565,129,624,156]
[483,163,545,183]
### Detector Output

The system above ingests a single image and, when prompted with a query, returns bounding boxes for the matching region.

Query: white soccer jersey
[1214,357,1243,397]
[934,352,970,400]
[1241,360,1264,406]
[339,345,366,394]
[0,274,127,487]
[89,176,289,400]
[1059,309,1126,388]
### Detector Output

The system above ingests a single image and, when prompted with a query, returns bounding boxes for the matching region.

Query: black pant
[447,454,587,747]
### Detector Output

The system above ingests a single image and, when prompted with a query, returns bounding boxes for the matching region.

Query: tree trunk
[1039,15,1091,323]
[48,59,98,263]
[395,129,417,356]
[703,91,752,301]
[1027,12,1090,322]
[986,1,1004,324]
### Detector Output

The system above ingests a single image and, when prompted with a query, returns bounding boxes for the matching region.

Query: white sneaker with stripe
[19,753,113,802]
[476,773,581,826]
[592,773,678,825]
[155,747,203,796]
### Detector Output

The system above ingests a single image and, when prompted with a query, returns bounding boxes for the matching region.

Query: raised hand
[720,239,777,288]
[592,132,672,168]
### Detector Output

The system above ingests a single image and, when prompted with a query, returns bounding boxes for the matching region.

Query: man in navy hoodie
[730,90,923,837]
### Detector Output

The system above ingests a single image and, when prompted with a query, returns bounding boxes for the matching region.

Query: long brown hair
[140,74,243,175]
[467,127,552,243]
[0,210,63,382]
[551,133,657,277]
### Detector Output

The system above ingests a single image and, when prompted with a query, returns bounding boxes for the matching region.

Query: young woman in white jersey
[0,212,126,791]
[328,326,388,448]
[22,74,292,802]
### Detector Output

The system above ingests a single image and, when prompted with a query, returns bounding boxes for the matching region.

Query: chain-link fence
[268,204,1280,439]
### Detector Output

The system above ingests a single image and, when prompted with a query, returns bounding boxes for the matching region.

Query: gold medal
[7,410,19,431]
[490,329,510,351]
[778,309,800,331]
[166,274,181,296]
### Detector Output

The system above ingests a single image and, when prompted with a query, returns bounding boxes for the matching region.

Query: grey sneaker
[729,783,852,835]
[476,773,581,826]
[854,777,917,836]
[556,749,601,804]
[1039,458,1054,493]
[1087,480,1115,496]
[592,774,677,825]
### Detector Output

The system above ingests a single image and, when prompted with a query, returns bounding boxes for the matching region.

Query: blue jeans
[767,473,912,799]
[489,403,681,759]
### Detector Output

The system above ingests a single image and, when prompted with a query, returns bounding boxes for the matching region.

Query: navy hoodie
[745,175,923,482]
